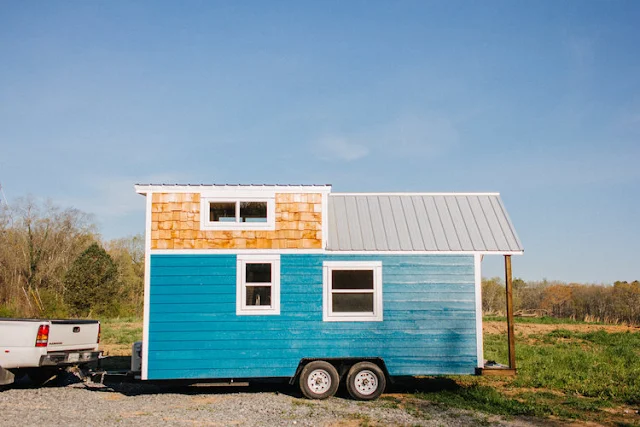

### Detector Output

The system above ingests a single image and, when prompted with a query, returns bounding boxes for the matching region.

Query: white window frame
[236,254,281,315]
[322,261,383,322]
[201,197,276,231]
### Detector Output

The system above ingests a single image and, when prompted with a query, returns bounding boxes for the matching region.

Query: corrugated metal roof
[327,194,523,253]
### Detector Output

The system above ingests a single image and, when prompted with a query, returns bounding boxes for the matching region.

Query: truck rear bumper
[40,350,101,367]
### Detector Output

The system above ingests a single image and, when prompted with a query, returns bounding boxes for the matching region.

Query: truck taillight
[35,324,49,347]
[97,323,101,344]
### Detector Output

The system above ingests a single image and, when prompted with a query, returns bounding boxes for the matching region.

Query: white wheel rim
[307,369,332,395]
[354,370,378,396]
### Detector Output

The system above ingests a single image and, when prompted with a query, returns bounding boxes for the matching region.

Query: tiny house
[134,184,523,400]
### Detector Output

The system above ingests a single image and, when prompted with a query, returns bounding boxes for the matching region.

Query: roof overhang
[134,184,332,195]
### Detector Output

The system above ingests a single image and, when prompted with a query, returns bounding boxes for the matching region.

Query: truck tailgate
[47,320,99,351]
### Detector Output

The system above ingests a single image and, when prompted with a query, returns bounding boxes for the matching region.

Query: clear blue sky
[1,1,638,283]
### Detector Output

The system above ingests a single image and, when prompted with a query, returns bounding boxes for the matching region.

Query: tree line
[0,197,143,318]
[1,197,638,324]
[483,277,640,326]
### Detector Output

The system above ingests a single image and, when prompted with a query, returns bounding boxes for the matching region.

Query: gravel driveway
[0,374,550,427]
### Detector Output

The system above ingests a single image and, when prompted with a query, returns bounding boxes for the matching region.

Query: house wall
[147,254,477,380]
[150,193,323,250]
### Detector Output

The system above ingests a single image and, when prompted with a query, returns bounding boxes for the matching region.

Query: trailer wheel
[299,361,339,400]
[346,362,386,400]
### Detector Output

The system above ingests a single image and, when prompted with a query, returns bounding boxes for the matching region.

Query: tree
[64,243,120,317]
[482,277,504,314]
[0,197,96,316]
[105,234,145,316]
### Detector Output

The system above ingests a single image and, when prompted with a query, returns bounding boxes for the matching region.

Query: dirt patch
[483,322,638,336]
[190,396,228,405]
[103,394,123,401]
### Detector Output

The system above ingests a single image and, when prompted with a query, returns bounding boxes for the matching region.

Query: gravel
[0,373,545,427]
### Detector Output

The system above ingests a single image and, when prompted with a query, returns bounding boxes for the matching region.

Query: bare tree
[0,197,96,316]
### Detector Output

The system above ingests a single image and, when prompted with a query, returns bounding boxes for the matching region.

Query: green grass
[0,306,18,317]
[100,317,143,345]
[413,327,640,425]
[484,330,640,403]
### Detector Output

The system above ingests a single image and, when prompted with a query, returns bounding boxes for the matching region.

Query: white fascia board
[150,249,326,255]
[141,192,152,380]
[330,192,500,197]
[148,249,523,255]
[326,250,524,256]
[325,250,524,256]
[134,185,332,194]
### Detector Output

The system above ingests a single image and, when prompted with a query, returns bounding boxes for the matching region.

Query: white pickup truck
[0,318,101,386]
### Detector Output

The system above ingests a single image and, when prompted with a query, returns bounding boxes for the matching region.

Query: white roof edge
[324,250,524,255]
[134,184,333,194]
[330,192,500,196]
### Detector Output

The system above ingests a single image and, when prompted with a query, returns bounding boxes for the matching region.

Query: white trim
[331,192,500,197]
[322,261,383,322]
[200,197,276,231]
[141,192,152,380]
[151,249,325,255]
[149,249,523,256]
[321,191,328,250]
[236,254,281,315]
[135,184,332,195]
[327,250,524,255]
[474,254,484,369]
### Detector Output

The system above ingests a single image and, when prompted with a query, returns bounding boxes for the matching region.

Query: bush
[64,243,121,317]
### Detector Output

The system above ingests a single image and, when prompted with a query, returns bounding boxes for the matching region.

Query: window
[201,198,275,230]
[323,261,383,322]
[237,255,280,315]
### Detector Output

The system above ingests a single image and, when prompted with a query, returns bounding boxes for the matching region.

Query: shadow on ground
[91,373,460,400]
[8,358,461,401]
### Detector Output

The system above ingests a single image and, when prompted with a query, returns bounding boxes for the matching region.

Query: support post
[505,255,516,369]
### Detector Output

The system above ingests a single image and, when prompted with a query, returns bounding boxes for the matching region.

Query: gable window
[202,198,275,230]
[323,261,383,322]
[237,255,280,315]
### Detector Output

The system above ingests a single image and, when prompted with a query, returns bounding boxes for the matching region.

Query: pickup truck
[0,318,101,386]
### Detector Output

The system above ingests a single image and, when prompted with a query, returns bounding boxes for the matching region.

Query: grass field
[414,321,640,426]
[99,318,640,425]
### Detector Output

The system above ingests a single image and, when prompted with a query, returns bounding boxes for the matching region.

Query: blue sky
[1,1,639,283]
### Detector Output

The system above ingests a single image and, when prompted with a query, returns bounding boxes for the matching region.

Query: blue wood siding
[148,254,477,380]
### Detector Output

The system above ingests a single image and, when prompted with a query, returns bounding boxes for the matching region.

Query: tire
[299,361,339,400]
[27,368,58,386]
[346,362,386,401]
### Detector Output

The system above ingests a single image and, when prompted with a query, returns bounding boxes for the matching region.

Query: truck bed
[0,318,100,371]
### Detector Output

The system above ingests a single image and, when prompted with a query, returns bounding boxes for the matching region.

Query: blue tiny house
[135,184,523,399]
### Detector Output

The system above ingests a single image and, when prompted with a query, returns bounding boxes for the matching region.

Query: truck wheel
[299,361,339,400]
[27,368,58,386]
[346,362,386,400]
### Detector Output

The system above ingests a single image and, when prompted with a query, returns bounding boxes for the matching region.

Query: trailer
[132,184,523,400]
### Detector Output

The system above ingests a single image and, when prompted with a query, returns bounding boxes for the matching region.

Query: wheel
[346,362,386,400]
[299,361,339,400]
[27,368,58,386]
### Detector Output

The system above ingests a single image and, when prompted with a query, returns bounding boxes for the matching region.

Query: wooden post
[505,255,516,369]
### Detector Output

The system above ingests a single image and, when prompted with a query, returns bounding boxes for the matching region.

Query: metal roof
[327,193,523,253]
